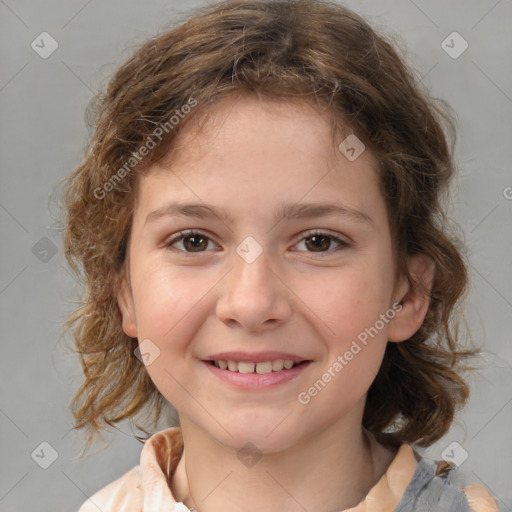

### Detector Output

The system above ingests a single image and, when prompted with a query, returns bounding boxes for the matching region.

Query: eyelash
[163,229,350,256]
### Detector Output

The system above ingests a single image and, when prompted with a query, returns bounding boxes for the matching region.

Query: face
[118,94,423,453]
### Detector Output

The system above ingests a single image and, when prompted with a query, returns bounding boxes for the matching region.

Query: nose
[215,247,293,333]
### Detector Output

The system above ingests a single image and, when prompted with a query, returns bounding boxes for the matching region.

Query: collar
[139,426,419,511]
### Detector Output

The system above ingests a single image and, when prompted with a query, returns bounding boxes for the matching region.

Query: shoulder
[76,426,183,512]
[436,460,499,512]
[462,483,500,512]
[396,453,498,512]
[77,465,143,512]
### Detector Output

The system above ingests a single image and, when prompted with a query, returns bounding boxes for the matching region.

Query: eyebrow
[145,201,373,227]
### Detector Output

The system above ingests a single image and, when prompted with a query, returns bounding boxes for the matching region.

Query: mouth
[202,352,312,389]
[207,359,307,374]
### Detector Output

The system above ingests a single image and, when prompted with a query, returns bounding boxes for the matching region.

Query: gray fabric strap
[394,455,473,512]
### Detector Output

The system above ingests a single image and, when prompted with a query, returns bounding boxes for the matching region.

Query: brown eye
[294,230,349,254]
[304,234,332,252]
[182,234,209,252]
[165,231,215,253]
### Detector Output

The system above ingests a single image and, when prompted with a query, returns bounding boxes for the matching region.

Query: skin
[117,93,433,512]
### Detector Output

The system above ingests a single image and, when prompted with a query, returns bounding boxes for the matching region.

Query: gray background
[0,0,511,510]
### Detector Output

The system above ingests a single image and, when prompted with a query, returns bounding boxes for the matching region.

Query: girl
[62,0,499,510]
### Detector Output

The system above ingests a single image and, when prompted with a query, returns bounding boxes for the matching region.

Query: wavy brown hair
[60,0,479,455]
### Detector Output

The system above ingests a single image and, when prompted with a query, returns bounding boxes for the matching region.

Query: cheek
[132,259,200,336]
[131,266,213,407]
[303,261,394,343]
[297,269,392,414]
[130,262,219,380]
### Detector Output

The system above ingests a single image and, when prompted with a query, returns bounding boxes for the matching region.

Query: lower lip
[203,361,312,390]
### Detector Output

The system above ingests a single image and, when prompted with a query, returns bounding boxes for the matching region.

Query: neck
[171,411,396,512]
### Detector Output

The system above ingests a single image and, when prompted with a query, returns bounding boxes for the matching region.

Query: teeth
[272,359,284,371]
[238,362,255,374]
[256,361,273,374]
[213,359,299,373]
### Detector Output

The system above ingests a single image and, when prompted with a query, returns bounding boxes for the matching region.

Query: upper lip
[204,351,308,363]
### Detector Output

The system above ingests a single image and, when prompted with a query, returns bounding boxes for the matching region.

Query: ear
[116,266,138,338]
[387,254,435,342]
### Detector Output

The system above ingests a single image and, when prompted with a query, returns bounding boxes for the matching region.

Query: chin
[206,414,307,455]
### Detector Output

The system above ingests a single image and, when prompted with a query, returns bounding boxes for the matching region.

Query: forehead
[160,94,343,168]
[134,94,385,227]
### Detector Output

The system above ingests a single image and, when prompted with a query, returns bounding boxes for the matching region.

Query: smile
[210,359,300,373]
[203,357,311,390]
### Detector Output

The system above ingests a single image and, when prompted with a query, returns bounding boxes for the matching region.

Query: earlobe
[116,268,138,338]
[387,254,435,343]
